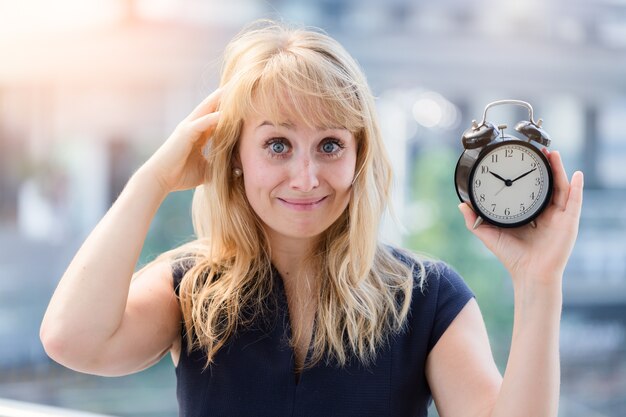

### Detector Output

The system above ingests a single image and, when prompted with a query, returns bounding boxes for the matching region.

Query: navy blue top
[172,251,474,417]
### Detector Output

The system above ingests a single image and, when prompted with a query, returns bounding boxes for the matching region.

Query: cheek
[333,155,357,190]
[241,158,280,199]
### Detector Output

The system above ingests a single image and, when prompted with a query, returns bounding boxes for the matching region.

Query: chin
[281,226,326,240]
[261,209,347,243]
[267,220,329,241]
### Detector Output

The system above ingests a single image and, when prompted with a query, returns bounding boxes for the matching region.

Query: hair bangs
[232,49,365,134]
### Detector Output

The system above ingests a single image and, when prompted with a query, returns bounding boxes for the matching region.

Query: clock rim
[467,140,554,228]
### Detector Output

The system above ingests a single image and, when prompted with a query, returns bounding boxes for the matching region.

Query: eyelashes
[263,137,346,159]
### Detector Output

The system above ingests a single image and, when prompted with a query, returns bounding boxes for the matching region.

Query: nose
[289,156,319,192]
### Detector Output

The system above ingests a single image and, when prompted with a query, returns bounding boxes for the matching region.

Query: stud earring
[233,168,243,178]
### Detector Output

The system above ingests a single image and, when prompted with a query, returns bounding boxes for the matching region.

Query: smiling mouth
[277,196,328,211]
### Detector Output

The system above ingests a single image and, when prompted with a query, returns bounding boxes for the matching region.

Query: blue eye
[322,141,336,153]
[271,141,286,153]
[320,139,345,156]
[265,138,290,158]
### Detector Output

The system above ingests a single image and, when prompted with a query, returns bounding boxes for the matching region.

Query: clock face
[469,141,552,227]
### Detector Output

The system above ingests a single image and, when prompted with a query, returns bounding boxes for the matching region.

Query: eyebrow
[256,120,346,131]
[257,121,295,130]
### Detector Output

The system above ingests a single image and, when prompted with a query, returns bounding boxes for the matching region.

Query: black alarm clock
[454,100,553,229]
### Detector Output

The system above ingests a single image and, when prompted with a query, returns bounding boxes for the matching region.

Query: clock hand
[489,171,509,183]
[511,168,537,183]
[490,171,512,187]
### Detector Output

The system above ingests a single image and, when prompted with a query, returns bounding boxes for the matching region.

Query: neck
[266,230,320,285]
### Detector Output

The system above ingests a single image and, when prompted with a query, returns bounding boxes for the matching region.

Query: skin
[236,113,357,263]
[40,87,584,417]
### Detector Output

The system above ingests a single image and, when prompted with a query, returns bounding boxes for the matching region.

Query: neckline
[271,265,315,386]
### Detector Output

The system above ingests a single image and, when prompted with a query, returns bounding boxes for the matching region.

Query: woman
[40,19,584,416]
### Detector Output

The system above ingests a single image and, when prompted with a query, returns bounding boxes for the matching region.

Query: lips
[276,196,328,211]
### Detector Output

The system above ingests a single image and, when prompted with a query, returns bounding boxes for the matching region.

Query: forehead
[242,87,359,132]
[243,113,345,134]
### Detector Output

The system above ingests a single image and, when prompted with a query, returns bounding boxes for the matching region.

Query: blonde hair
[156,19,422,370]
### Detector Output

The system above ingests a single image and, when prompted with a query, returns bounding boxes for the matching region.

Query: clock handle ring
[479,100,537,127]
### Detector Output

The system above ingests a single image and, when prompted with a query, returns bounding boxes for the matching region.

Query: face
[237,111,357,245]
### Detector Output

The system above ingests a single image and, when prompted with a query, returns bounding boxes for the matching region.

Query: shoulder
[386,245,475,351]
[385,245,469,292]
[163,240,215,293]
[170,254,198,296]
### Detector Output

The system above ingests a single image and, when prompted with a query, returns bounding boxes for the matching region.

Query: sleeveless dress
[172,250,474,417]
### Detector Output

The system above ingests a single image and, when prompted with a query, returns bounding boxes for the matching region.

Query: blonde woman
[41,20,584,417]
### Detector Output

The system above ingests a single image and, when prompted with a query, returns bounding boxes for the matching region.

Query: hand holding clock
[459,149,584,286]
[454,101,570,415]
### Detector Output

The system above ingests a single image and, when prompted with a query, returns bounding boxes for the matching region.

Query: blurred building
[0,0,625,416]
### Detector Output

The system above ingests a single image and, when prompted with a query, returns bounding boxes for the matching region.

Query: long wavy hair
[155,19,423,370]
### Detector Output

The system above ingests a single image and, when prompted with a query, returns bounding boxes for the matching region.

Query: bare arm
[425,300,501,417]
[40,171,174,376]
[426,282,562,417]
[40,88,223,376]
[427,150,583,417]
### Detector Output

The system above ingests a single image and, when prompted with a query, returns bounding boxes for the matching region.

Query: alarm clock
[454,100,553,229]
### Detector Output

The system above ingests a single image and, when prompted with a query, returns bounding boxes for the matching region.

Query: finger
[186,112,221,154]
[458,202,476,230]
[565,171,584,219]
[188,87,224,121]
[188,111,221,135]
[547,150,570,210]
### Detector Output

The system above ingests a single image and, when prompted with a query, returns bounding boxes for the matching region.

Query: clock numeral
[491,204,496,212]
[479,194,485,202]
[535,177,541,186]
[530,192,535,200]
[505,149,513,158]
[504,208,511,216]
[474,179,482,188]
[491,154,498,163]
[521,152,525,161]
[531,162,537,168]
[520,203,526,212]
[481,166,489,174]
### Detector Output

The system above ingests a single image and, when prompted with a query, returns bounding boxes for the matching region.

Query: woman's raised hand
[141,87,223,194]
[458,149,584,286]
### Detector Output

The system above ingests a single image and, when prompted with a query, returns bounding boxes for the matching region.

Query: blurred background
[0,0,624,416]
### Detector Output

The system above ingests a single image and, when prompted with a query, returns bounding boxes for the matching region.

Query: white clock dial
[470,142,551,225]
